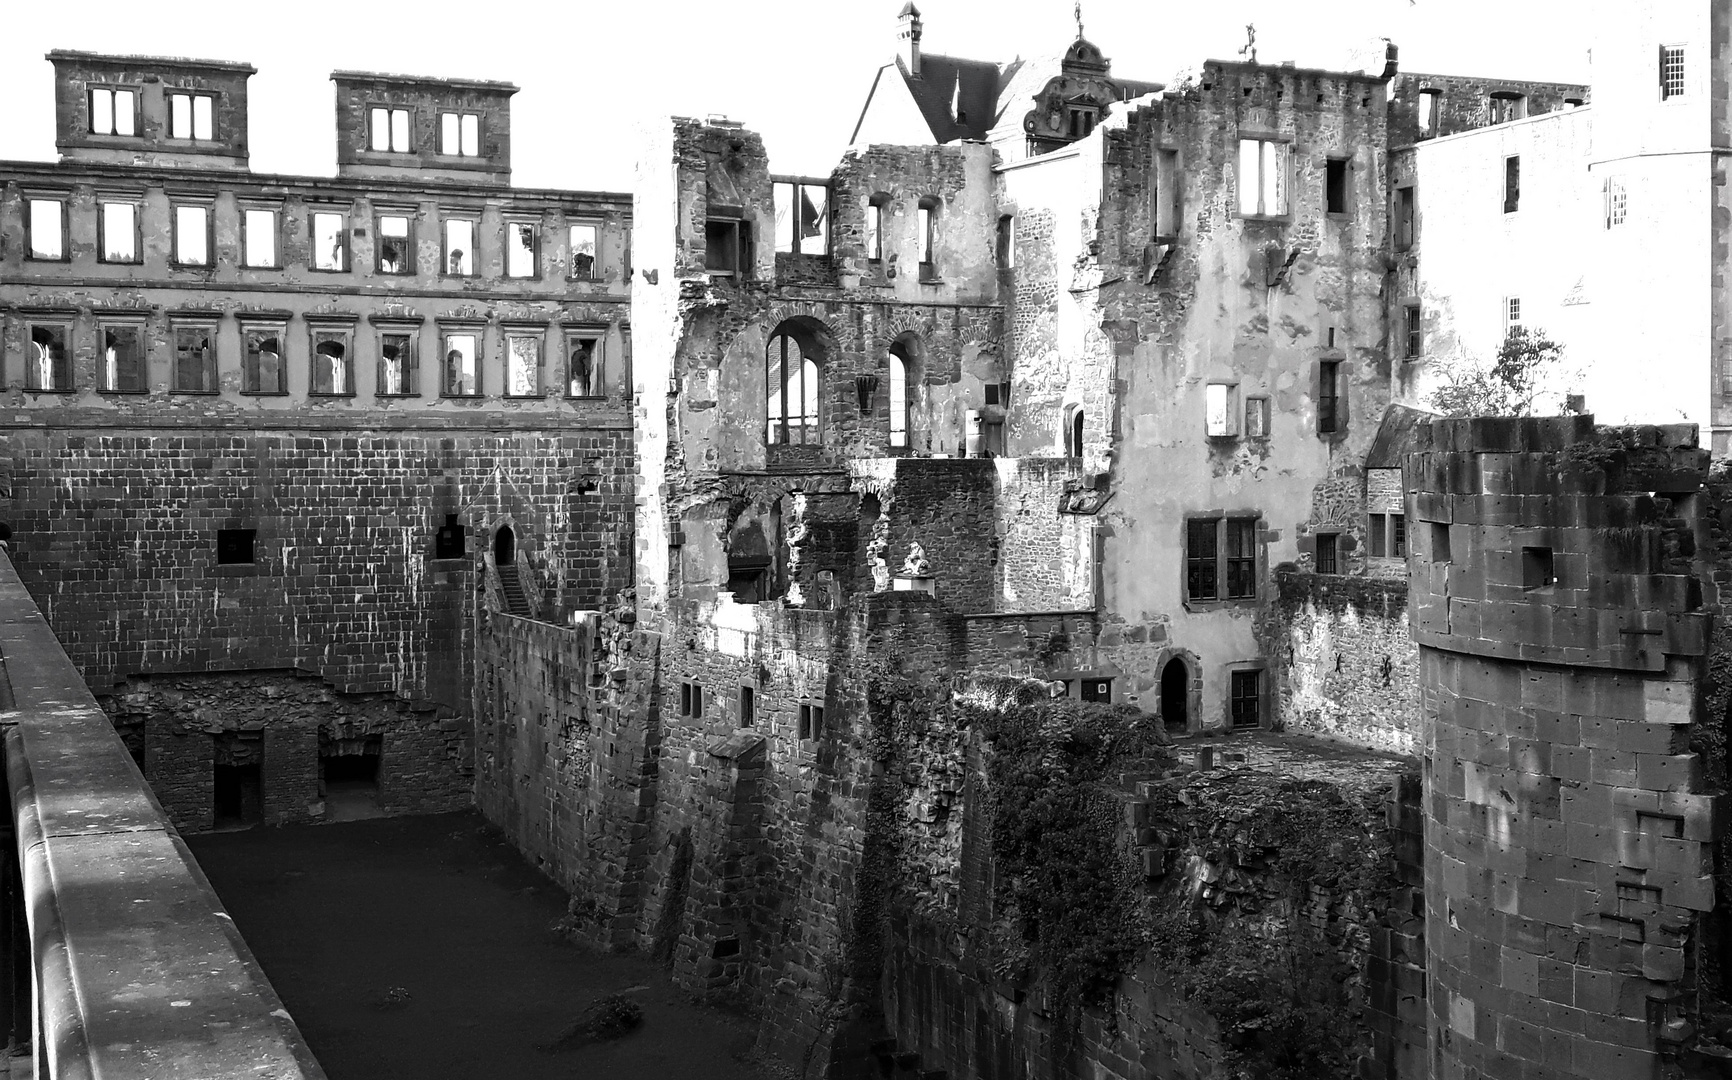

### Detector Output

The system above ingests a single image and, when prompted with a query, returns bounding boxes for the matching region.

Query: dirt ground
[188,811,774,1080]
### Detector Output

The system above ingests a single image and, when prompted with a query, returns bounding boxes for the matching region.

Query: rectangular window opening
[1431,522,1451,562]
[377,214,412,274]
[1155,149,1182,236]
[434,514,465,559]
[26,325,72,392]
[310,329,353,396]
[379,331,418,396]
[1244,397,1270,439]
[173,324,217,393]
[312,211,348,271]
[173,204,211,266]
[1225,519,1257,599]
[242,328,285,395]
[567,335,603,398]
[1325,158,1349,215]
[1205,383,1238,437]
[865,200,885,261]
[918,201,938,278]
[1661,46,1686,101]
[773,181,830,255]
[1604,177,1628,228]
[1318,360,1341,435]
[1186,517,1219,601]
[1404,304,1423,360]
[243,208,279,268]
[505,334,542,397]
[568,223,598,280]
[1504,156,1521,214]
[443,218,476,276]
[1391,513,1407,558]
[1394,185,1415,250]
[216,528,256,565]
[705,218,749,277]
[995,215,1014,269]
[506,221,539,279]
[28,198,66,260]
[1237,138,1289,217]
[1417,89,1441,138]
[442,331,481,397]
[169,93,215,140]
[440,112,481,156]
[1522,546,1555,590]
[88,86,137,136]
[100,201,138,263]
[368,106,412,153]
[1314,532,1339,575]
[1080,679,1112,703]
[739,685,755,727]
[1369,513,1387,558]
[101,325,146,393]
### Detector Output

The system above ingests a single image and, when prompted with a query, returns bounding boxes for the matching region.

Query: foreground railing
[0,551,325,1079]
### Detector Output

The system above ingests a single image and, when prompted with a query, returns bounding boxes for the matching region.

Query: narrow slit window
[996,215,1014,268]
[378,331,418,396]
[1318,361,1341,434]
[568,223,598,280]
[310,331,352,396]
[242,329,285,394]
[26,325,72,392]
[1156,149,1182,236]
[739,686,755,727]
[28,199,65,260]
[506,222,538,278]
[866,196,887,260]
[1325,158,1348,215]
[377,214,412,274]
[1314,533,1338,575]
[101,325,146,393]
[443,332,481,397]
[567,335,603,398]
[917,199,938,276]
[505,334,542,397]
[1503,156,1520,214]
[173,325,217,393]
[100,202,138,263]
[443,218,476,276]
[1661,46,1686,100]
[174,205,210,266]
[1394,186,1415,250]
[1403,304,1423,359]
[243,208,278,268]
[888,351,909,448]
[312,211,348,271]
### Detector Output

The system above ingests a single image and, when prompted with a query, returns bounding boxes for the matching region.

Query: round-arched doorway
[493,524,516,566]
[1160,657,1189,734]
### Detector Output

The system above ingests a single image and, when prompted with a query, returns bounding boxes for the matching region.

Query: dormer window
[368,107,411,153]
[88,86,136,136]
[168,92,215,141]
[440,112,480,157]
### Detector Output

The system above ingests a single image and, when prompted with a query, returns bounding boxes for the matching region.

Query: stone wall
[1270,570,1420,756]
[1388,71,1588,146]
[1411,416,1728,1078]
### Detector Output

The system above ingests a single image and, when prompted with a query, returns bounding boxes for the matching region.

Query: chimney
[898,2,923,77]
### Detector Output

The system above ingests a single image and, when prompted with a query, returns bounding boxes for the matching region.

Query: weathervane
[1241,23,1257,64]
[1074,1,1084,39]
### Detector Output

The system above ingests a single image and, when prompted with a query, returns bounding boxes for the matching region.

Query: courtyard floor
[188,811,773,1080]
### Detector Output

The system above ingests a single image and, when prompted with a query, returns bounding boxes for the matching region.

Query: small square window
[26,325,72,392]
[1522,546,1555,590]
[1229,670,1262,728]
[1314,532,1339,575]
[100,201,139,263]
[100,325,146,393]
[1080,679,1112,703]
[27,198,66,261]
[216,529,255,565]
[377,214,413,275]
[568,223,598,280]
[1244,397,1270,439]
[433,515,466,560]
[243,208,279,268]
[739,685,756,727]
[506,222,539,279]
[1325,158,1349,215]
[242,328,285,395]
[379,331,419,397]
[312,212,348,272]
[173,325,217,393]
[443,218,476,276]
[1432,522,1452,563]
[705,218,748,277]
[1205,383,1238,437]
[368,106,412,153]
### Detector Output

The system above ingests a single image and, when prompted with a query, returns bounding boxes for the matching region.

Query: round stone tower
[1410,416,1720,1078]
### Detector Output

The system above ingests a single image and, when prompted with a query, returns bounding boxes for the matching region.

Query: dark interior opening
[213,763,263,828]
[1160,658,1189,733]
[1325,158,1348,214]
[493,524,515,566]
[434,514,466,559]
[711,937,740,959]
[1522,546,1555,590]
[323,752,380,787]
[216,528,255,565]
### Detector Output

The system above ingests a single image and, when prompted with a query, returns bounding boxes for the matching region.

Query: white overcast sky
[1,0,1591,192]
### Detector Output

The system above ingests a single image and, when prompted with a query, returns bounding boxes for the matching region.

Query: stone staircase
[495,563,532,617]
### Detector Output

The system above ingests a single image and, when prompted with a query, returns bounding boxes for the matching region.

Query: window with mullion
[766,330,820,445]
[1229,670,1261,728]
[1225,519,1257,599]
[1185,518,1218,601]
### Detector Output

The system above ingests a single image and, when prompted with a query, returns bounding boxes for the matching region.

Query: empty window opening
[865,196,887,260]
[243,208,278,268]
[1314,532,1339,575]
[434,515,466,559]
[506,334,542,397]
[493,525,516,566]
[1522,546,1555,590]
[766,327,820,446]
[1063,405,1085,461]
[443,332,480,397]
[888,339,919,449]
[1431,522,1452,562]
[27,198,65,260]
[1325,158,1349,215]
[377,214,412,274]
[312,211,347,271]
[1230,670,1262,729]
[101,325,145,393]
[88,86,137,136]
[1067,106,1097,138]
[726,558,770,604]
[1604,177,1628,228]
[443,218,476,276]
[311,332,351,396]
[799,703,825,740]
[1245,396,1271,439]
[705,217,750,277]
[440,112,481,156]
[368,106,411,153]
[173,325,216,393]
[242,330,285,395]
[1160,659,1189,733]
[1503,156,1520,214]
[1660,46,1686,100]
[712,937,740,959]
[568,223,598,280]
[1370,512,1386,557]
[1081,678,1112,703]
[1318,361,1341,435]
[996,214,1014,269]
[773,181,831,255]
[506,221,538,278]
[1403,304,1423,360]
[174,204,210,266]
[1237,138,1289,216]
[1417,89,1441,138]
[378,331,417,396]
[100,202,138,263]
[1155,149,1182,236]
[1205,383,1238,437]
[739,686,755,727]
[917,198,939,279]
[1394,185,1415,250]
[680,682,705,719]
[1489,93,1526,124]
[168,93,215,140]
[27,326,71,393]
[216,528,256,565]
[567,335,603,397]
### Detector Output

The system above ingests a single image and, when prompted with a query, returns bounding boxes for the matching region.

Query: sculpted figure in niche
[902,541,931,576]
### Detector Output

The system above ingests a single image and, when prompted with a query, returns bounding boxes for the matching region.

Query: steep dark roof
[894,53,1014,143]
[1366,404,1436,468]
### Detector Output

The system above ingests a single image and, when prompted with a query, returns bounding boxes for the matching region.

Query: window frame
[503,329,544,398]
[1184,514,1261,606]
[1205,382,1240,438]
[237,320,288,396]
[171,202,214,268]
[566,222,600,281]
[439,324,485,398]
[309,209,350,273]
[25,196,69,262]
[916,197,940,280]
[1604,177,1627,229]
[375,209,415,276]
[166,92,216,141]
[772,179,832,256]
[1393,184,1416,251]
[98,320,148,395]
[1244,395,1271,439]
[24,322,74,394]
[241,206,281,269]
[1236,136,1291,219]
[442,215,479,277]
[1228,668,1263,729]
[765,327,821,446]
[367,105,413,153]
[98,198,142,265]
[865,195,889,262]
[87,85,139,137]
[374,322,421,398]
[1504,296,1523,337]
[1317,360,1342,436]
[1660,45,1686,102]
[1314,532,1339,575]
[307,324,356,397]
[1503,155,1520,215]
[1416,88,1442,138]
[169,319,219,395]
[439,112,482,157]
[1324,157,1350,217]
[504,218,540,280]
[564,329,605,399]
[704,216,749,278]
[1402,303,1423,360]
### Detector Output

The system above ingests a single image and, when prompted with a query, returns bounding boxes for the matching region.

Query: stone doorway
[213,731,264,830]
[1160,657,1189,735]
[493,524,516,566]
[321,733,383,822]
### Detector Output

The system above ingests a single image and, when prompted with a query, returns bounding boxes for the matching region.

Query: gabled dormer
[330,71,516,185]
[47,50,254,170]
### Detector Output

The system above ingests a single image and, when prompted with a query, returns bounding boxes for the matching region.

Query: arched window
[888,349,909,449]
[1063,404,1084,460]
[767,327,821,445]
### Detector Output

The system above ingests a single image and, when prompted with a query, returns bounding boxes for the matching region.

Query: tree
[1428,326,1571,417]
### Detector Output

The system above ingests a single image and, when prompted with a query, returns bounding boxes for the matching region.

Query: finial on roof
[1075,1,1084,39]
[1240,23,1257,64]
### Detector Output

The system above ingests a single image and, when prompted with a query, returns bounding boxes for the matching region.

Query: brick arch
[872,310,940,353]
[760,303,851,352]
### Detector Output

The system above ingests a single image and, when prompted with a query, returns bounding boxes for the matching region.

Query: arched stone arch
[1155,648,1200,735]
[761,303,851,351]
